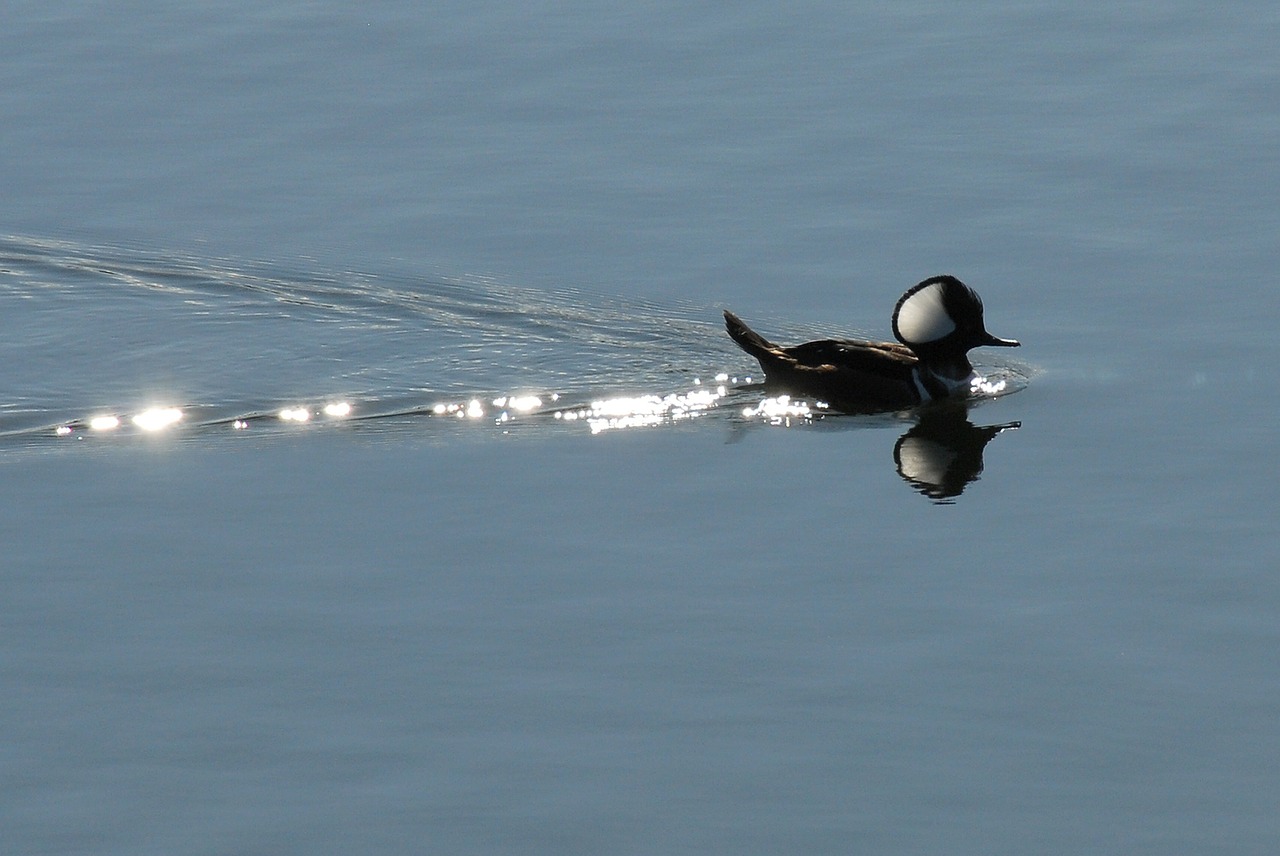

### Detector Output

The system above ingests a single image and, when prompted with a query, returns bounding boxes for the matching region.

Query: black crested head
[892,275,1019,354]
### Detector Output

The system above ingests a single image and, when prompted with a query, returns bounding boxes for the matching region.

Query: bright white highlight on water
[741,394,819,426]
[132,407,183,432]
[970,375,1009,396]
[279,407,311,422]
[323,401,351,417]
[552,386,724,434]
[430,383,746,433]
[431,398,491,419]
[89,415,121,431]
[493,395,542,412]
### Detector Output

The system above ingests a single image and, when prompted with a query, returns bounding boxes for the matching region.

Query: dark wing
[782,338,917,370]
[773,339,921,410]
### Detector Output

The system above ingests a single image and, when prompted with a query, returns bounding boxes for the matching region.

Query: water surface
[3,2,1279,854]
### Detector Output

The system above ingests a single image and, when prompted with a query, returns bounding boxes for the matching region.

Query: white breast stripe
[911,367,931,401]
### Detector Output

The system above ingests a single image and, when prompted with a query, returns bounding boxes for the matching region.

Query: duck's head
[891,275,1020,356]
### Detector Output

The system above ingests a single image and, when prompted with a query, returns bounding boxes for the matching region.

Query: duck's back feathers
[783,338,916,369]
[723,310,921,410]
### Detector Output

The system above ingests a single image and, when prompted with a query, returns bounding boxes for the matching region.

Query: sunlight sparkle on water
[492,395,542,412]
[89,415,121,431]
[741,394,823,426]
[556,386,724,434]
[323,401,351,417]
[971,375,1008,396]
[430,399,489,419]
[279,407,311,422]
[132,407,183,432]
[430,386,728,433]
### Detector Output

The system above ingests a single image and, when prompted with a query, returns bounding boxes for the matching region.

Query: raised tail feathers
[723,310,778,360]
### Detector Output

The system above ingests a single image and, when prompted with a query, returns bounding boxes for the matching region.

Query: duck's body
[724,275,1019,412]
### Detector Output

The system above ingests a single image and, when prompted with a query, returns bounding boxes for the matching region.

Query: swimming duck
[723,275,1020,412]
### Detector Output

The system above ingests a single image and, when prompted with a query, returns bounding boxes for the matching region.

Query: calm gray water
[3,3,1278,854]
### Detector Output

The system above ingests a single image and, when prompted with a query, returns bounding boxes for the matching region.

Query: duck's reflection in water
[729,390,1019,502]
[893,403,1019,502]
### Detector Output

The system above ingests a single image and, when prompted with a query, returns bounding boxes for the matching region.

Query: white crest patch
[895,283,955,344]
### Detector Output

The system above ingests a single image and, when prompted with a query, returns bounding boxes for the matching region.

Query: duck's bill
[980,332,1021,347]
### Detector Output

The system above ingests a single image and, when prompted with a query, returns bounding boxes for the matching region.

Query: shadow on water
[0,234,1027,501]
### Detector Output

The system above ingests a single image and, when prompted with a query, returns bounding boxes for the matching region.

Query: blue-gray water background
[3,3,1278,853]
